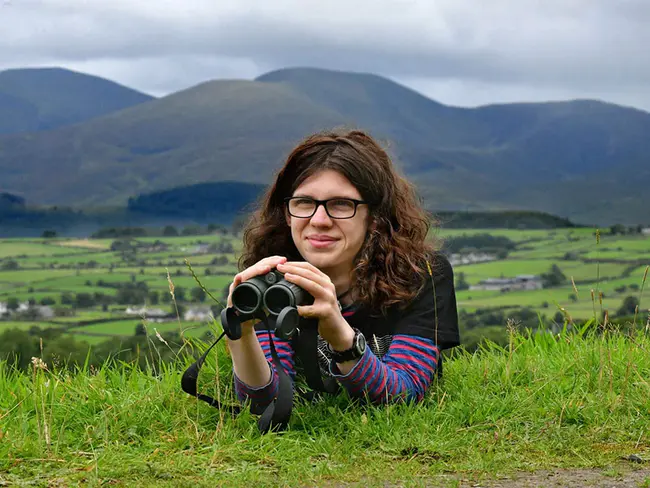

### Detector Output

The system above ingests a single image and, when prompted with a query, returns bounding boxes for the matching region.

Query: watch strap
[328,328,366,363]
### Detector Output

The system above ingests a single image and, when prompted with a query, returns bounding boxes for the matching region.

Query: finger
[296,304,318,318]
[283,272,333,300]
[278,263,333,290]
[260,255,288,267]
[237,265,269,283]
[282,261,321,273]
[238,256,287,282]
[227,282,235,307]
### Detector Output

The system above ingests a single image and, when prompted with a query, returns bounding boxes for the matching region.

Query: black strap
[180,314,294,434]
[255,325,293,432]
[180,331,241,415]
[292,321,340,396]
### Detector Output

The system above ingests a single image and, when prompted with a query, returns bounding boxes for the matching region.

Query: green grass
[434,229,554,242]
[0,268,108,284]
[2,229,648,355]
[1,326,649,486]
[458,259,557,283]
[0,321,64,332]
[0,241,95,259]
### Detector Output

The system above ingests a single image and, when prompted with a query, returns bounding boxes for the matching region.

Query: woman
[226,129,460,412]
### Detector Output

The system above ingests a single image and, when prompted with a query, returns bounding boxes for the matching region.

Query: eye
[293,198,314,207]
[330,199,355,210]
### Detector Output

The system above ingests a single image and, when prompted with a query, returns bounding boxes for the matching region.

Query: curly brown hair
[238,128,441,315]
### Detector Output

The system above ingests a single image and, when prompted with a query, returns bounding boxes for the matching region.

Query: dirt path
[456,466,650,487]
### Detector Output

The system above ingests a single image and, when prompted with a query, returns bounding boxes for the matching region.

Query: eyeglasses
[284,197,369,219]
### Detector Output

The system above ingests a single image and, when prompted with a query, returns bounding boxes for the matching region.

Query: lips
[306,235,338,248]
[307,235,337,242]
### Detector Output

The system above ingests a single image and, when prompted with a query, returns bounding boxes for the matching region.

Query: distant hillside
[0,66,649,225]
[127,181,267,218]
[0,78,345,206]
[0,67,154,134]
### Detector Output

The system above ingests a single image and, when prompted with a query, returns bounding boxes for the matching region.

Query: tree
[6,297,19,312]
[541,264,567,288]
[455,272,470,291]
[75,293,95,308]
[610,224,626,235]
[191,287,206,303]
[1,259,19,271]
[163,225,178,236]
[181,225,203,236]
[617,296,639,317]
[174,287,186,302]
[41,230,57,238]
[135,323,147,336]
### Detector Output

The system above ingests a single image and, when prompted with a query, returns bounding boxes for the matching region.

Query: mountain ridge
[0,66,648,225]
[0,67,154,134]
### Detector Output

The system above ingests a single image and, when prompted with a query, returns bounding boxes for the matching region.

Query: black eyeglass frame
[284,197,370,219]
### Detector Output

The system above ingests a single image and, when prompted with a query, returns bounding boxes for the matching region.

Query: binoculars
[220,270,314,340]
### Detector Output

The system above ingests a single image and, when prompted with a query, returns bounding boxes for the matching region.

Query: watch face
[355,332,367,354]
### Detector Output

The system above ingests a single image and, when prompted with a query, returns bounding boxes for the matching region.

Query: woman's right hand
[226,256,288,332]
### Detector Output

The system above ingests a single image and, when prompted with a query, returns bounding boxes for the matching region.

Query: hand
[276,261,355,350]
[227,255,288,333]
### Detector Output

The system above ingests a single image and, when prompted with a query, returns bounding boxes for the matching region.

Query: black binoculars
[220,270,314,340]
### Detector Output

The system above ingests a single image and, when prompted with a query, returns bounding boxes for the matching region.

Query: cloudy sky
[1,0,649,111]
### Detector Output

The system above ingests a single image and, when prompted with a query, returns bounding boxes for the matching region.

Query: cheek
[290,219,305,240]
[345,224,368,251]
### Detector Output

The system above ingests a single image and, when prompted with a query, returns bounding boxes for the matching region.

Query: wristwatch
[328,328,367,363]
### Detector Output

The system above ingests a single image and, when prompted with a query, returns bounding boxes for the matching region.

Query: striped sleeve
[233,330,295,411]
[328,334,439,404]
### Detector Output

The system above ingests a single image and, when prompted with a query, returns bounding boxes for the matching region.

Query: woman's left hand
[275,261,354,349]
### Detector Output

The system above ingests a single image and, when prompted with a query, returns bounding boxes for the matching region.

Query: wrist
[327,326,356,352]
[327,328,367,364]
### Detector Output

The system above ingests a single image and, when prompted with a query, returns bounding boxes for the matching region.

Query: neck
[326,268,354,305]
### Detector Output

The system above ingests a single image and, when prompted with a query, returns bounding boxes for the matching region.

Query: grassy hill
[0,67,153,134]
[1,327,649,486]
[0,67,649,224]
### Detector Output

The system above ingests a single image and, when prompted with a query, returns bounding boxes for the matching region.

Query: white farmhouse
[470,275,543,292]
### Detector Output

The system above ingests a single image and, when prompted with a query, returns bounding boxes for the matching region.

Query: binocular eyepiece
[221,269,313,340]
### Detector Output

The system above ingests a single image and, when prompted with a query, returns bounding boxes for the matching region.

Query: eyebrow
[291,193,360,200]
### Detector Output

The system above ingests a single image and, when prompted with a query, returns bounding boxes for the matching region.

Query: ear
[285,208,291,226]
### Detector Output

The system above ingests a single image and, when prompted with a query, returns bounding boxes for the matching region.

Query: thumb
[296,305,315,318]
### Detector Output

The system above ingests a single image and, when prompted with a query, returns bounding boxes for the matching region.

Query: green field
[2,328,649,486]
[1,228,649,348]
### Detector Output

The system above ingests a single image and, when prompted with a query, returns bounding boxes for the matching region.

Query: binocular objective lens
[264,285,294,315]
[232,285,262,314]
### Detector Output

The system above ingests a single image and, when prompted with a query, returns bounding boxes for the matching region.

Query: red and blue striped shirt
[234,329,440,408]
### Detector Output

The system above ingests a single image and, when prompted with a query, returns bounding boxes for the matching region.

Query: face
[286,169,372,277]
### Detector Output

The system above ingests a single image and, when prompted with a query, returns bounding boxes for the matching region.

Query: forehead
[292,169,361,199]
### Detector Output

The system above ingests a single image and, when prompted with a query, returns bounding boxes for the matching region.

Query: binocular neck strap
[256,319,294,433]
[180,331,241,415]
[180,311,294,434]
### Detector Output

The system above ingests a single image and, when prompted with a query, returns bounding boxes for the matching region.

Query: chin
[302,250,338,269]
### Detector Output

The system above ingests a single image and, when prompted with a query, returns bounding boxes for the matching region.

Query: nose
[310,203,332,225]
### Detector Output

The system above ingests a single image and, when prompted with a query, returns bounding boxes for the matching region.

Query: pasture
[1,227,649,349]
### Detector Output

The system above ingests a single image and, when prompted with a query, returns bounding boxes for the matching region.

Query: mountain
[0,78,345,206]
[0,67,154,134]
[0,66,649,225]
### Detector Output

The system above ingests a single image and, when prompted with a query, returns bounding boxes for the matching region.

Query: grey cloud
[0,0,649,109]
